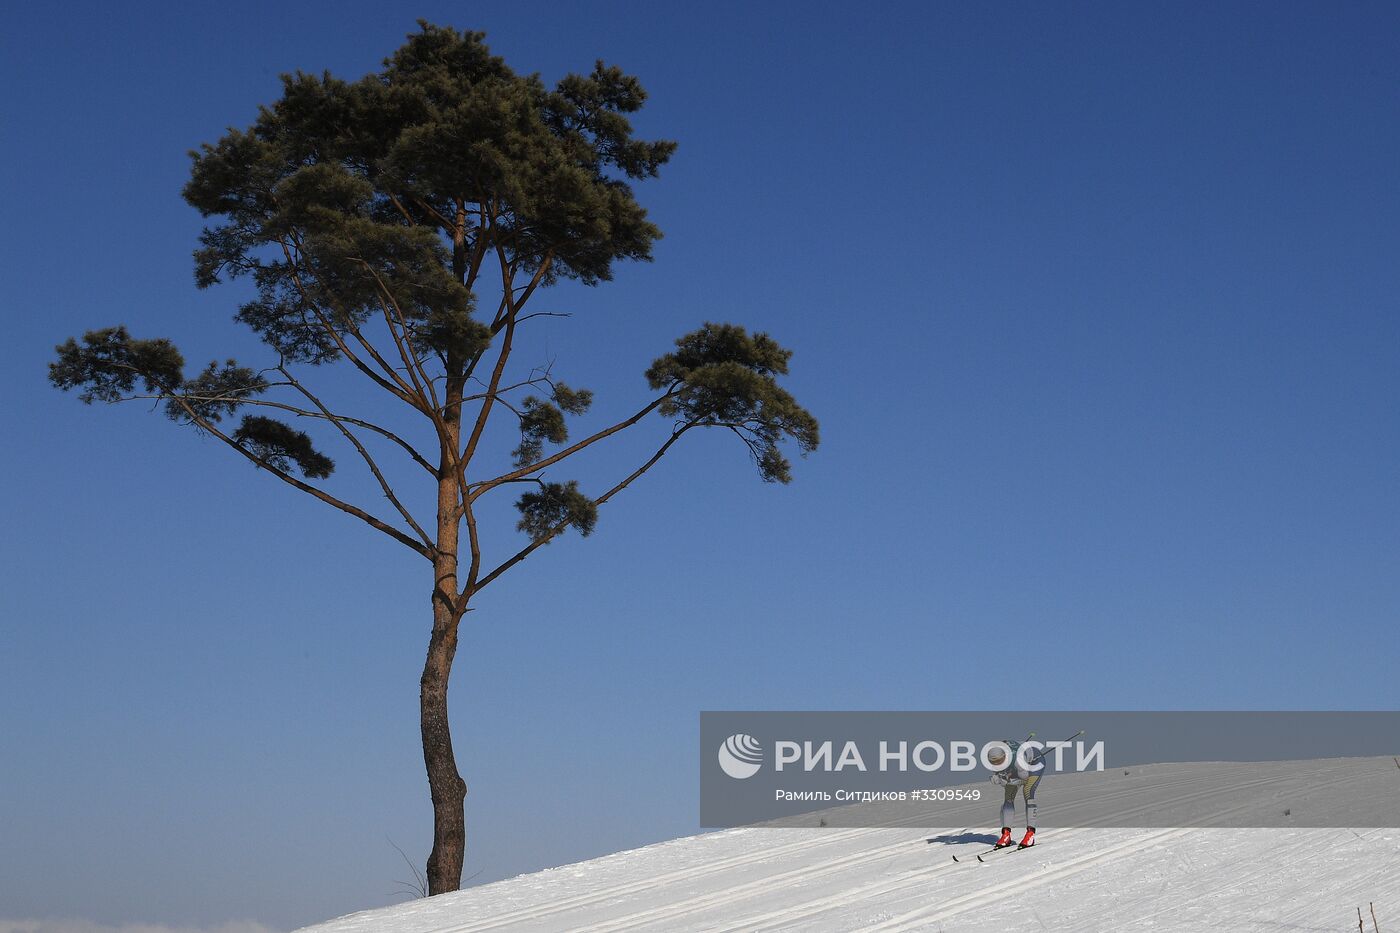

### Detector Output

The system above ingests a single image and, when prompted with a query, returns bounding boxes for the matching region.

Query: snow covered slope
[298,757,1399,931]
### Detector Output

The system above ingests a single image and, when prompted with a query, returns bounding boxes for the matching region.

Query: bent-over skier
[988,741,1040,849]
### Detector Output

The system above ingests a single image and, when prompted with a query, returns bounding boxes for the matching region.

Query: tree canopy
[52,23,816,548]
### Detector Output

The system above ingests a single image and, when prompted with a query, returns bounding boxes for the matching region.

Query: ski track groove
[1112,826,1383,928]
[863,766,1359,931]
[863,826,1197,931]
[437,801,987,932]
[579,767,1299,924]
[429,829,866,933]
[442,774,1202,933]
[744,770,1334,933]
[578,768,1321,933]
[569,834,937,933]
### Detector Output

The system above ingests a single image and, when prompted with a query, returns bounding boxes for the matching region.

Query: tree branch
[356,260,451,433]
[144,391,436,476]
[455,248,556,497]
[467,393,672,503]
[277,237,428,412]
[165,390,433,559]
[468,423,694,594]
[462,493,483,594]
[278,364,435,548]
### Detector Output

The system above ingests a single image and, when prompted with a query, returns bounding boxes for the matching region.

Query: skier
[988,741,1041,849]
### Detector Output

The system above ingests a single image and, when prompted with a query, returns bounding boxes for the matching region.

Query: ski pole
[1023,730,1084,769]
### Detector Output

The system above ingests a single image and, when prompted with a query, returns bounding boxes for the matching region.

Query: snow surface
[298,757,1399,931]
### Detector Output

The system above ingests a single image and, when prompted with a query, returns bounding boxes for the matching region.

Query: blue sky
[3,1,1399,930]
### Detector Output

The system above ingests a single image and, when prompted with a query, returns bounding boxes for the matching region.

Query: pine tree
[49,22,818,894]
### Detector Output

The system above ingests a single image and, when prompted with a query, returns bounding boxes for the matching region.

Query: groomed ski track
[298,757,1400,932]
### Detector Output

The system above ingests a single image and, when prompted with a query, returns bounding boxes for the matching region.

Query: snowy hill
[297,757,1399,931]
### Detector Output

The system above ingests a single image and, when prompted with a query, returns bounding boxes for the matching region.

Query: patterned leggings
[1000,774,1040,829]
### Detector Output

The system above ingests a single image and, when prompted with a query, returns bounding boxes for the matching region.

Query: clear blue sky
[3,2,1398,930]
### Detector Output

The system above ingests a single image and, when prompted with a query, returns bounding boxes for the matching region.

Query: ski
[976,842,1037,862]
[951,843,1013,862]
[974,845,1018,862]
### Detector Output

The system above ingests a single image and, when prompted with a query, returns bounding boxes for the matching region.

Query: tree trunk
[423,432,466,894]
[422,342,470,895]
[421,594,466,894]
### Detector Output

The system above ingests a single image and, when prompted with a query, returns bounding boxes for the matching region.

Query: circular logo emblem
[718,733,763,779]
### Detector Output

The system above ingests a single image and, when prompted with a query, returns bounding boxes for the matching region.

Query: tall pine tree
[50,23,818,893]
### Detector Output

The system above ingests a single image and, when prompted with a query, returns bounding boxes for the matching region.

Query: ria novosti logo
[718,733,764,779]
[715,734,1104,779]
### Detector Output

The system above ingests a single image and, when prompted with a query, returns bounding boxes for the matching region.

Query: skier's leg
[1000,782,1015,830]
[1015,776,1040,847]
[1022,774,1040,827]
